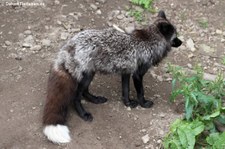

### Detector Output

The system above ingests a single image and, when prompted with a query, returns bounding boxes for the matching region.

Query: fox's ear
[158,10,166,19]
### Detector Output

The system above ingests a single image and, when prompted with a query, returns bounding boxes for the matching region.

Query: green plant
[198,19,208,29]
[128,10,143,22]
[222,56,225,65]
[130,0,154,11]
[163,64,225,149]
[128,0,156,22]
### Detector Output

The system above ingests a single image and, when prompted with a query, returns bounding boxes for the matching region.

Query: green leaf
[185,97,194,120]
[203,111,220,120]
[206,132,225,148]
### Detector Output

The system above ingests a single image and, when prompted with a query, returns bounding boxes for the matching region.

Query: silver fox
[43,10,182,144]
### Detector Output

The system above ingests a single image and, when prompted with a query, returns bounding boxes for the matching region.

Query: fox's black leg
[83,88,108,104]
[73,72,95,121]
[121,73,138,108]
[81,73,108,104]
[132,72,153,108]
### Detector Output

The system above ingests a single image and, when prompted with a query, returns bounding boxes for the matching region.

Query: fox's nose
[172,37,182,48]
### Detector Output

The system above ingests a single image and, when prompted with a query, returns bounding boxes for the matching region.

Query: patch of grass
[163,64,225,149]
[198,19,209,29]
[130,0,155,11]
[128,0,156,22]
[128,9,143,22]
[222,56,225,65]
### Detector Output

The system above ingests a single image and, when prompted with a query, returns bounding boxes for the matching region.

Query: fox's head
[155,10,182,48]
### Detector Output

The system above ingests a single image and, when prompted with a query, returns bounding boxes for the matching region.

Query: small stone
[187,63,192,69]
[157,76,163,82]
[96,9,102,15]
[5,40,11,46]
[95,0,106,3]
[60,32,69,40]
[31,45,42,51]
[127,107,131,111]
[23,35,35,47]
[188,53,194,58]
[32,107,36,110]
[159,113,166,118]
[96,136,101,140]
[22,43,32,48]
[125,25,135,34]
[18,66,23,71]
[10,109,14,113]
[216,29,223,35]
[90,4,98,10]
[157,139,162,144]
[57,20,62,25]
[186,38,196,52]
[119,136,122,139]
[116,14,124,20]
[140,129,147,133]
[54,0,60,4]
[221,39,225,43]
[24,30,32,35]
[41,39,51,47]
[141,134,150,144]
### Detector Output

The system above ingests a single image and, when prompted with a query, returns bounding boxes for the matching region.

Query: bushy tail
[43,64,77,144]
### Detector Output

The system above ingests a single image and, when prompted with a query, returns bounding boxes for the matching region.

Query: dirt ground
[0,0,224,149]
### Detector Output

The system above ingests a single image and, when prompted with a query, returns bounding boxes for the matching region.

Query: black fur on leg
[73,72,95,121]
[132,70,153,108]
[121,73,138,108]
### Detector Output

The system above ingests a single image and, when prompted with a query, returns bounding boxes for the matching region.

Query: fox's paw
[124,100,138,108]
[81,112,93,122]
[140,100,154,108]
[91,96,108,104]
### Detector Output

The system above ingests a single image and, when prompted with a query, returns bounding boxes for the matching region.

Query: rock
[22,43,32,48]
[41,39,51,47]
[24,30,32,35]
[90,3,98,10]
[199,44,215,53]
[5,40,11,46]
[156,139,162,144]
[186,38,196,52]
[187,63,192,69]
[95,0,106,3]
[216,29,223,35]
[141,134,150,144]
[221,38,225,43]
[18,66,23,72]
[125,25,135,34]
[23,35,35,48]
[159,113,166,118]
[188,53,194,58]
[116,14,124,20]
[31,45,42,51]
[60,32,69,40]
[96,9,102,15]
[126,107,131,111]
[157,75,163,82]
[54,0,60,4]
[96,136,101,140]
[140,129,147,133]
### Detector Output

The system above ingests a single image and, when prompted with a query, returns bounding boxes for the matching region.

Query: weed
[198,19,208,29]
[128,9,143,22]
[129,0,156,22]
[163,64,225,149]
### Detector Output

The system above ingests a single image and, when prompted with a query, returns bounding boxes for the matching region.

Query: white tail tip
[43,124,71,144]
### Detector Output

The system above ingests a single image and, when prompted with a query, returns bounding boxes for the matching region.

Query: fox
[42,10,182,144]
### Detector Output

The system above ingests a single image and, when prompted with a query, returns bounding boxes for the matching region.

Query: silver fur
[54,21,173,81]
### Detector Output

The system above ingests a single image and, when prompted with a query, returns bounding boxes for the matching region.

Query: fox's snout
[171,37,182,48]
